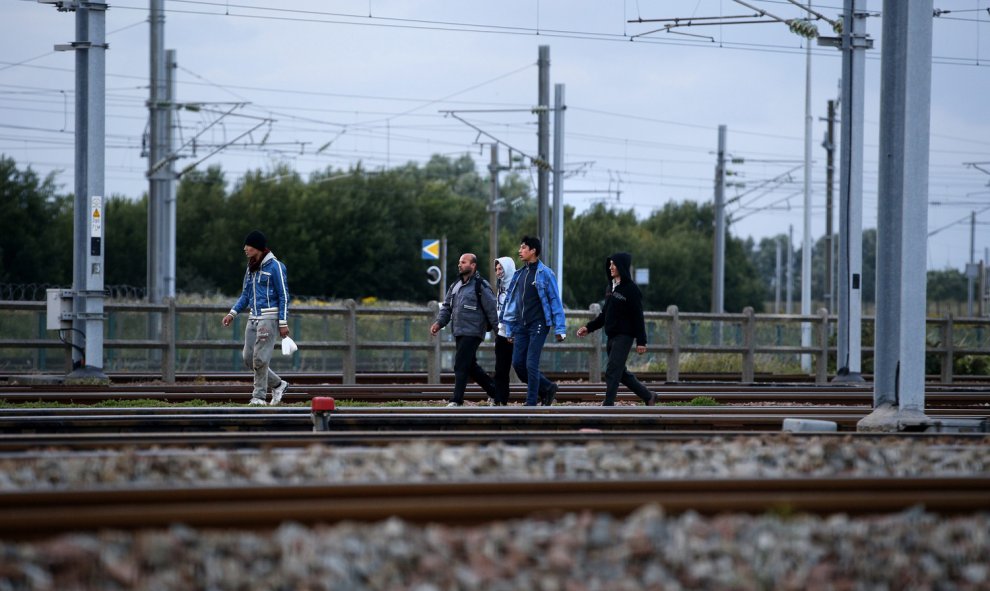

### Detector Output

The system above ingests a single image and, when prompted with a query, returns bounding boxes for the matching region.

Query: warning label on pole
[91,196,103,238]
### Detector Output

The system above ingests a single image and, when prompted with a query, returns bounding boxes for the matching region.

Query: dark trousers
[603,334,653,405]
[452,335,496,404]
[494,335,513,405]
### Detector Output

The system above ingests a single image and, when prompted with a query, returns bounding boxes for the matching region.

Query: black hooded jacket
[584,252,648,345]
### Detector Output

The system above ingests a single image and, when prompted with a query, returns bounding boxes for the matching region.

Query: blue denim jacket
[500,259,566,338]
[229,252,290,326]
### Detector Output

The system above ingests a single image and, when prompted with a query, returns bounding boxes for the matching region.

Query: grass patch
[659,395,719,407]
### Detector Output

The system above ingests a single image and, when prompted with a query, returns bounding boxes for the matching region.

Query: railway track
[8,370,988,387]
[2,476,988,536]
[2,382,989,407]
[1,405,987,435]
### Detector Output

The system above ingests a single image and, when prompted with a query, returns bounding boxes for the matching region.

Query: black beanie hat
[244,230,267,250]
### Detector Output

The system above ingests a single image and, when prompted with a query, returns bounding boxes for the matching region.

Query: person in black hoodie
[576,252,658,406]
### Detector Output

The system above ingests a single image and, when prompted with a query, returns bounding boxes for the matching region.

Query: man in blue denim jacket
[221,230,291,406]
[500,236,566,406]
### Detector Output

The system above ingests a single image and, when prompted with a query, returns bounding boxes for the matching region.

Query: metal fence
[1,299,988,384]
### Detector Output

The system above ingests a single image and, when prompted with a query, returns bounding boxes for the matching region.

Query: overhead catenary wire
[3,1,986,266]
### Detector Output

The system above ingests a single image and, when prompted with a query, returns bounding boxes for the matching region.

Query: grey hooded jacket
[434,271,499,338]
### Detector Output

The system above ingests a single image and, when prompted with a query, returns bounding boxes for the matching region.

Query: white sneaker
[249,398,267,406]
[271,380,289,406]
[446,401,462,407]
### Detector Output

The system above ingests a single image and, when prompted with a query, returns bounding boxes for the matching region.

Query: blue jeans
[511,322,554,405]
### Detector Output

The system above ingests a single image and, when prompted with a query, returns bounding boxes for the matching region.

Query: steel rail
[1,406,986,434]
[1,476,988,536]
[7,370,990,386]
[1,430,985,453]
[2,384,988,407]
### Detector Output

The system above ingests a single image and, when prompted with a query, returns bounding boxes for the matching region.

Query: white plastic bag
[281,336,298,356]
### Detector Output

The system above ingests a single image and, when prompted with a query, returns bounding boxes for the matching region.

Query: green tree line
[0,153,972,311]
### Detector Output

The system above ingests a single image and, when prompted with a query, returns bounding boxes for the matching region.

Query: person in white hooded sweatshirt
[492,256,516,405]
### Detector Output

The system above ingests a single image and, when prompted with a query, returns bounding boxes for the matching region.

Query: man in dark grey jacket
[430,253,499,406]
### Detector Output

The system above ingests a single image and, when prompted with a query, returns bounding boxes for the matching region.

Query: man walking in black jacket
[576,252,658,406]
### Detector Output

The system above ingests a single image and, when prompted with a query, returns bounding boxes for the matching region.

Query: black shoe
[645,392,658,406]
[601,400,615,407]
[544,382,558,406]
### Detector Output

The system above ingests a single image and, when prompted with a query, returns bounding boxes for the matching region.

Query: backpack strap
[475,276,494,330]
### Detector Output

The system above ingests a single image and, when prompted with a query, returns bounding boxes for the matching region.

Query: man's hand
[576,326,588,338]
[221,313,233,327]
[279,326,289,339]
[430,322,441,336]
[555,334,565,343]
[636,345,647,355]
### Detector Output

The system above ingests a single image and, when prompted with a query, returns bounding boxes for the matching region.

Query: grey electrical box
[46,288,72,330]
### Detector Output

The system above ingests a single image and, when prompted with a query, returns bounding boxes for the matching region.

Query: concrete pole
[835,0,868,383]
[786,225,794,315]
[985,247,989,317]
[711,125,726,347]
[968,211,975,316]
[860,0,934,431]
[64,0,108,380]
[801,39,813,372]
[488,145,500,288]
[537,45,550,253]
[983,248,989,317]
[552,83,565,299]
[775,238,782,314]
[712,125,726,314]
[824,99,836,314]
[164,49,177,298]
[148,0,165,305]
[440,235,447,304]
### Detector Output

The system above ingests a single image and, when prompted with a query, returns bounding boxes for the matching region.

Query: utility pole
[551,83,566,299]
[859,0,934,431]
[823,99,836,313]
[800,36,813,372]
[786,225,794,315]
[820,0,871,383]
[968,211,976,316]
[537,45,550,252]
[775,238,783,314]
[983,248,989,317]
[46,0,109,381]
[148,0,176,304]
[487,145,505,288]
[712,125,727,315]
[439,235,447,304]
[711,125,726,346]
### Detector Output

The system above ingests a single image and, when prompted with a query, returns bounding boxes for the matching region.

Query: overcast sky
[2,0,989,272]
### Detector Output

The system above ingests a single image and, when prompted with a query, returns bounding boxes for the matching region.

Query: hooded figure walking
[221,230,291,406]
[576,252,658,406]
[491,256,517,405]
